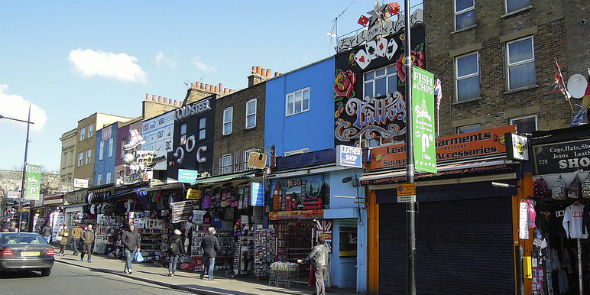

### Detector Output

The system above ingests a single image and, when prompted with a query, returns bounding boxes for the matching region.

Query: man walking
[200,226,219,280]
[121,224,141,274]
[80,224,95,263]
[70,223,83,256]
[298,237,330,295]
[41,221,52,243]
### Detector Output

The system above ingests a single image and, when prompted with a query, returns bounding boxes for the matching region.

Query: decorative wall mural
[395,43,425,83]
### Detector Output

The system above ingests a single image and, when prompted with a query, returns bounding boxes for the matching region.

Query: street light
[0,104,34,232]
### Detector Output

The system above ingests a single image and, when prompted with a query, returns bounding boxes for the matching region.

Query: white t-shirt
[562,204,588,239]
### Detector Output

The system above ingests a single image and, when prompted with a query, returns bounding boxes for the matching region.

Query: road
[0,262,195,295]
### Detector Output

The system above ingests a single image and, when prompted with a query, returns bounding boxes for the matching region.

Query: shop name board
[276,149,335,169]
[269,209,324,221]
[174,99,211,121]
[121,171,151,185]
[64,190,87,205]
[73,178,89,188]
[178,169,199,183]
[367,125,515,170]
[336,145,362,168]
[532,138,590,174]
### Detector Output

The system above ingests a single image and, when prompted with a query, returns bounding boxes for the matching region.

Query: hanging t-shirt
[562,203,588,239]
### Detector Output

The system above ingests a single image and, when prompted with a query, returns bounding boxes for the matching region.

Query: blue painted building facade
[93,123,117,186]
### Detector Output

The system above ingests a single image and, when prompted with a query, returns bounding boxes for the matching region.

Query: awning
[140,182,185,192]
[192,170,258,185]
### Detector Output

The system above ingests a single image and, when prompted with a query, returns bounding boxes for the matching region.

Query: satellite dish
[567,74,588,98]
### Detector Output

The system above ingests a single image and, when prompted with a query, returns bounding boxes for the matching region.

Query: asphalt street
[0,262,195,295]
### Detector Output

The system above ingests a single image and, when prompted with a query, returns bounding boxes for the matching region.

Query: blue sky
[0,0,421,172]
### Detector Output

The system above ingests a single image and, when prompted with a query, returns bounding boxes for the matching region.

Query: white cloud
[68,48,147,83]
[155,51,178,69]
[0,84,48,131]
[192,56,216,72]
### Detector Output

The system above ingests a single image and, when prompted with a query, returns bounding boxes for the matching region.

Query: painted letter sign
[411,67,437,173]
[532,138,590,174]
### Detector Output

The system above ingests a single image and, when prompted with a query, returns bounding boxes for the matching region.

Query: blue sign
[336,145,362,168]
[276,148,336,169]
[250,182,264,206]
[178,169,198,183]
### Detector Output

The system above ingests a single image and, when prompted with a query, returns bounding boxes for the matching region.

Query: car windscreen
[0,234,49,245]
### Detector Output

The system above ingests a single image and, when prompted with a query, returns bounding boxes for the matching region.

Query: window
[363,66,398,98]
[507,37,536,90]
[223,107,233,135]
[286,88,310,116]
[62,152,67,168]
[506,0,530,14]
[180,123,187,144]
[86,150,92,164]
[457,124,481,134]
[455,0,475,30]
[80,127,86,141]
[88,124,94,138]
[78,152,83,167]
[106,172,112,184]
[108,138,113,157]
[220,154,232,174]
[96,174,102,185]
[246,99,257,129]
[455,52,480,101]
[510,115,537,135]
[284,148,309,156]
[99,141,104,160]
[199,118,206,140]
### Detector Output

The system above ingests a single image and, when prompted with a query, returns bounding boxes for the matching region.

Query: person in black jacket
[200,226,219,280]
[167,229,184,276]
[121,224,141,274]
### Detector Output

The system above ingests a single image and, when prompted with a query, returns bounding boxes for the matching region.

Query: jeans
[71,238,80,255]
[201,257,215,279]
[124,248,135,272]
[168,255,180,274]
[81,243,92,261]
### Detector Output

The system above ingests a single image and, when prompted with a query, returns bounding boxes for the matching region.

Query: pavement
[54,254,356,295]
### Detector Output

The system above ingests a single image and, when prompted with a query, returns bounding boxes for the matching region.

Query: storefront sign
[121,172,151,185]
[276,149,336,169]
[247,152,267,169]
[178,169,199,183]
[73,178,89,188]
[336,145,362,168]
[6,191,19,199]
[411,67,436,173]
[532,138,590,174]
[186,188,200,200]
[64,189,87,205]
[367,125,515,170]
[250,182,264,206]
[506,133,529,161]
[269,209,324,221]
[174,99,211,121]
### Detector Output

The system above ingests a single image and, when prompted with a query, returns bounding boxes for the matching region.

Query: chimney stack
[145,93,149,100]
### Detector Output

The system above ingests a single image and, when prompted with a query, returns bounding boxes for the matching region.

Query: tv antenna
[328,1,353,51]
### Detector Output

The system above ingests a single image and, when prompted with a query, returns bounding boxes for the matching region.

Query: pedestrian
[200,226,219,280]
[167,229,184,276]
[57,225,70,256]
[70,223,83,256]
[298,237,330,295]
[41,221,52,243]
[81,224,95,263]
[121,224,141,274]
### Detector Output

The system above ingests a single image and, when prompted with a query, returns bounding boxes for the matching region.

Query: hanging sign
[178,169,199,183]
[411,67,437,173]
[505,133,529,161]
[336,145,363,168]
[25,164,42,200]
[247,152,267,169]
[250,182,264,206]
[518,201,529,240]
[186,188,201,200]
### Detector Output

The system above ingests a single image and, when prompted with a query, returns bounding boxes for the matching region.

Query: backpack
[582,174,590,199]
[551,175,567,200]
[169,240,179,253]
[567,174,581,199]
[533,177,551,199]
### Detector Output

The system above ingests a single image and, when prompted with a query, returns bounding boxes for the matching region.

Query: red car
[0,232,55,276]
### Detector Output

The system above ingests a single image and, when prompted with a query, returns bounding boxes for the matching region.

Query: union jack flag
[549,59,572,101]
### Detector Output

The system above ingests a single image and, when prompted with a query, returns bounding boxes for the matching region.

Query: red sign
[367,125,515,170]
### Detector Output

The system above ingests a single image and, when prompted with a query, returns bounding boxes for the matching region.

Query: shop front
[527,125,590,295]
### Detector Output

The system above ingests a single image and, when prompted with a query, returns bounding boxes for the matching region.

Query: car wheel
[40,268,52,276]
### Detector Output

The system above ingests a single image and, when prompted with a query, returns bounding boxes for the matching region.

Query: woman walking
[167,229,184,276]
[57,225,69,256]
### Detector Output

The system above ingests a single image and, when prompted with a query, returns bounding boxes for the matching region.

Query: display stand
[255,226,276,279]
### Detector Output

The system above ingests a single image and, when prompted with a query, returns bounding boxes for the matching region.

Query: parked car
[0,232,55,276]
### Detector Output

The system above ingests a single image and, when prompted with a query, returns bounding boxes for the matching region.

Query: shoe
[200,274,204,279]
[88,260,91,263]
[170,273,174,277]
[129,271,133,274]
[80,259,83,262]
[124,269,130,274]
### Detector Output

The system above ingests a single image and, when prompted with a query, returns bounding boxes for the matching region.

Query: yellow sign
[248,152,267,169]
[269,209,324,221]
[186,188,201,200]
[396,183,416,196]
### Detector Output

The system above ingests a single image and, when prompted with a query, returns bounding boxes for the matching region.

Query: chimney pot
[214,85,219,92]
[218,83,223,92]
[266,69,271,77]
[174,100,177,106]
[145,93,149,100]
[157,96,162,103]
[251,66,256,73]
[224,88,228,94]
[168,98,172,104]
[255,66,261,75]
[152,95,156,101]
[196,81,200,89]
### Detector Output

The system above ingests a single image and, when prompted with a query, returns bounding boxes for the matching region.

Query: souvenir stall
[529,125,590,295]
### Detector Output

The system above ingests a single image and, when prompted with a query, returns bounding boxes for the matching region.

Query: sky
[0,0,421,173]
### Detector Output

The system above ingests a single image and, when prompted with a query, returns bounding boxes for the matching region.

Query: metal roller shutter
[379,196,514,294]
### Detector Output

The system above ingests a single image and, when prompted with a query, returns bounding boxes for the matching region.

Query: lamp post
[0,103,34,232]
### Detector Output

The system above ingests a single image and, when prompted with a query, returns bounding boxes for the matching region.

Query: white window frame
[198,118,206,140]
[220,154,232,175]
[78,152,84,167]
[80,127,85,141]
[286,88,310,116]
[88,124,94,138]
[510,114,537,135]
[245,99,257,129]
[506,36,536,90]
[284,148,309,156]
[363,65,398,98]
[106,172,112,184]
[86,149,92,164]
[454,0,475,31]
[108,138,114,157]
[223,107,233,135]
[455,52,480,102]
[97,174,102,185]
[99,141,104,160]
[505,0,531,14]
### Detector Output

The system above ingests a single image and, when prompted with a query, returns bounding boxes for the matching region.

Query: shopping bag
[134,250,144,263]
[55,235,62,242]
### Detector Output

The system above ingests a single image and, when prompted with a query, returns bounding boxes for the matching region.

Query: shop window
[455,52,480,101]
[99,141,104,160]
[286,88,310,116]
[246,99,257,129]
[363,65,397,98]
[223,107,233,135]
[220,154,232,175]
[455,0,475,31]
[198,118,206,140]
[80,127,85,141]
[507,36,536,90]
[457,124,481,134]
[510,115,537,135]
[505,0,530,14]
